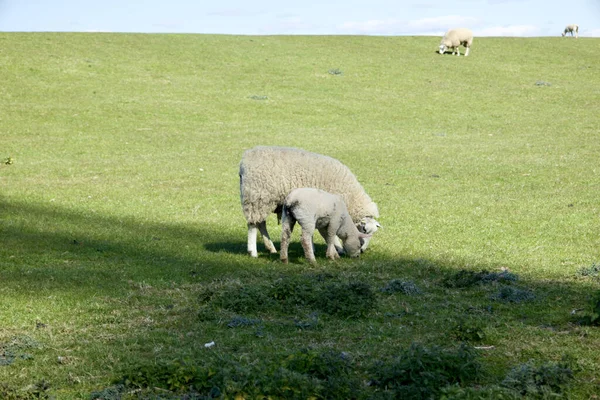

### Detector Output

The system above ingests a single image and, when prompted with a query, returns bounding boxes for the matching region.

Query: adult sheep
[438,28,473,56]
[562,24,579,38]
[239,146,379,257]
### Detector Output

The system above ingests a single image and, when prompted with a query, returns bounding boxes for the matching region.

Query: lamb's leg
[247,223,258,257]
[465,47,470,56]
[319,228,340,260]
[280,215,295,264]
[257,221,277,254]
[300,226,317,264]
[333,236,345,255]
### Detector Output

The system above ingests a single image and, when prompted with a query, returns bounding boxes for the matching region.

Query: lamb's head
[344,231,373,258]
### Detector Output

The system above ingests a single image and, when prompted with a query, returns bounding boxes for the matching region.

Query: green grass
[1,32,599,398]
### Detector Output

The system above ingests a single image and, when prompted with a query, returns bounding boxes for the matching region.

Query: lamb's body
[280,188,368,263]
[439,28,473,56]
[239,146,379,257]
[562,24,579,38]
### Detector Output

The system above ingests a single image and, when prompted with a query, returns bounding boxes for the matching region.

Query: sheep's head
[439,44,447,54]
[357,217,381,252]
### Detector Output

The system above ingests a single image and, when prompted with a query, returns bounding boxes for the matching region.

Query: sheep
[562,24,579,38]
[438,28,474,56]
[239,146,379,257]
[280,188,371,264]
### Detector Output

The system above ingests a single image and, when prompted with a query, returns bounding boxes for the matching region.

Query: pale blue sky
[0,0,599,37]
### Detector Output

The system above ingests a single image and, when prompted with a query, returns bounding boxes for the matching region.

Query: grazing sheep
[280,188,371,264]
[562,24,579,38]
[239,146,379,257]
[438,28,474,56]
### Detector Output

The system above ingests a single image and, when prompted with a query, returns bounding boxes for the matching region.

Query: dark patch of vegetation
[314,281,376,317]
[328,68,343,75]
[450,318,487,342]
[381,279,422,295]
[368,343,483,399]
[576,262,600,279]
[206,274,377,319]
[578,290,600,326]
[0,335,41,366]
[248,95,268,100]
[491,286,535,303]
[90,384,126,400]
[226,316,262,328]
[0,380,52,400]
[212,285,275,314]
[501,358,575,397]
[443,270,519,288]
[110,343,490,399]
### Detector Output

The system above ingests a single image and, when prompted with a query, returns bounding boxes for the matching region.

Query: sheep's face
[357,217,381,252]
[439,44,446,54]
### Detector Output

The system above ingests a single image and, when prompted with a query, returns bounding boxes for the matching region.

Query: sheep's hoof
[281,258,288,264]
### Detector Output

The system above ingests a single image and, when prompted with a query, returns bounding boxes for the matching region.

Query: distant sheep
[439,28,474,56]
[280,188,371,263]
[239,146,379,257]
[562,24,579,38]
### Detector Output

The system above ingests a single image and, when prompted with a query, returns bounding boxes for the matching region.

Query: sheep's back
[240,146,376,223]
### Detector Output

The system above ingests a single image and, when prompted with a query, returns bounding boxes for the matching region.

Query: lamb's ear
[358,232,372,239]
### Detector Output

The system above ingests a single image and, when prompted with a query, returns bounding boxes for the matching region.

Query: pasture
[1,32,599,398]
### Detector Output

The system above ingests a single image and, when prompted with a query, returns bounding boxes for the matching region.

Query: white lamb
[438,28,473,56]
[562,24,579,38]
[280,188,371,264]
[239,146,379,257]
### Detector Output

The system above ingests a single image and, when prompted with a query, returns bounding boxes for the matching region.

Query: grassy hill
[1,33,599,398]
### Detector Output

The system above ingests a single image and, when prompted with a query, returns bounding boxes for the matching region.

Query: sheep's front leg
[247,223,258,257]
[456,47,460,56]
[300,226,317,264]
[258,221,277,254]
[465,47,470,56]
[280,216,295,264]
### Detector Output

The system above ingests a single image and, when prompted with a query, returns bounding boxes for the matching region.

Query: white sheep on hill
[280,188,371,264]
[438,28,474,56]
[562,24,579,38]
[239,146,379,257]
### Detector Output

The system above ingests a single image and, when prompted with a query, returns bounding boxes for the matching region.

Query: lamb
[280,188,371,264]
[438,28,473,56]
[562,24,579,38]
[239,146,379,257]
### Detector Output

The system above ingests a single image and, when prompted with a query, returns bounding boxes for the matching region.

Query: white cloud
[476,25,540,36]
[338,15,480,35]
[582,28,600,37]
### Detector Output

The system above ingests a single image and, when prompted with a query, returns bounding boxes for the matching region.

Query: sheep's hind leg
[465,47,470,56]
[247,223,259,257]
[257,221,277,254]
[301,227,317,264]
[280,215,295,263]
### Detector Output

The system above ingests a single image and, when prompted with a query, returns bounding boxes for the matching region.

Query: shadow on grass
[0,195,595,319]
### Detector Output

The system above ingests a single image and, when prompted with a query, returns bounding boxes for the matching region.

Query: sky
[0,0,599,37]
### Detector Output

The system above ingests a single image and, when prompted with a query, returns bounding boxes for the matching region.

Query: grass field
[1,32,599,398]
